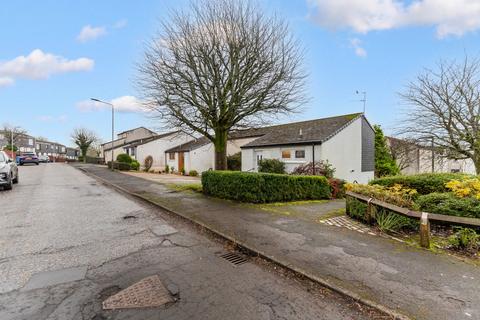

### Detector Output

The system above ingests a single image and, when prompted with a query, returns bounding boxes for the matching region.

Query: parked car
[0,151,19,190]
[38,155,50,163]
[18,152,39,165]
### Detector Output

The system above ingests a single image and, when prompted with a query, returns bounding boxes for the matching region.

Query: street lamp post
[91,98,114,170]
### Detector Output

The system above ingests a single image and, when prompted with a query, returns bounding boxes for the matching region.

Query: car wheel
[35,162,39,165]
[4,176,12,190]
[13,174,18,184]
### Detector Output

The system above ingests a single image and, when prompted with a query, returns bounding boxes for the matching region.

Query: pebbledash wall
[241,117,374,184]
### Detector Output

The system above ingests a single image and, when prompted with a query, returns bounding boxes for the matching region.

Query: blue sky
[1,0,480,146]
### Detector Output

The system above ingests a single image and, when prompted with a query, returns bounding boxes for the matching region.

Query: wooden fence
[345,191,480,248]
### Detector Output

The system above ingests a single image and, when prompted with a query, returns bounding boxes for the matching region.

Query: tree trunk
[214,130,228,170]
[474,157,480,175]
[81,147,88,163]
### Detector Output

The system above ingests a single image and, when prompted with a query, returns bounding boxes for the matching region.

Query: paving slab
[22,266,87,291]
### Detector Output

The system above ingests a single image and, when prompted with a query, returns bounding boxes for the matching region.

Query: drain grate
[219,252,249,266]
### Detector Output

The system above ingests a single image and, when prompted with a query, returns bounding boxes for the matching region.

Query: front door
[178,152,185,173]
[255,151,263,171]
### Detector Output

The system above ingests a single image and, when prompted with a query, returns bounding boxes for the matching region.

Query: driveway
[123,171,200,185]
[0,163,382,320]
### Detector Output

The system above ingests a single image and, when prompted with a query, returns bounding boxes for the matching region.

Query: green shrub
[375,209,418,232]
[130,160,140,171]
[165,164,170,173]
[202,171,331,203]
[346,197,418,231]
[144,155,153,172]
[258,159,285,174]
[227,152,242,171]
[416,192,480,218]
[107,161,131,171]
[448,227,479,252]
[116,153,133,164]
[78,155,84,162]
[370,173,474,195]
[189,170,198,177]
[346,197,368,221]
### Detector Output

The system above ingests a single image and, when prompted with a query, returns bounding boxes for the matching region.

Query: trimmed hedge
[116,153,133,164]
[107,161,131,171]
[416,193,480,219]
[370,173,475,195]
[202,171,331,203]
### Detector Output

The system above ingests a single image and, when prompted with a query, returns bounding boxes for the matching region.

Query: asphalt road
[0,163,385,320]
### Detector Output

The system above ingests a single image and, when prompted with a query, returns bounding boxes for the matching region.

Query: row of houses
[102,112,479,183]
[102,113,376,183]
[386,136,476,175]
[0,131,79,160]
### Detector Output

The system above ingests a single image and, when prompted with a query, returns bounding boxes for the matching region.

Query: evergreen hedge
[201,171,331,203]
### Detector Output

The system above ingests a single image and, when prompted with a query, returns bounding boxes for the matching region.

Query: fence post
[419,212,430,248]
[366,198,374,224]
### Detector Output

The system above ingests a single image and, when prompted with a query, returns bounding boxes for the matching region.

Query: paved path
[0,163,383,320]
[77,164,480,320]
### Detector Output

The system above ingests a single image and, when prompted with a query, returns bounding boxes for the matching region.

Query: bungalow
[241,113,375,183]
[130,131,192,171]
[164,129,266,173]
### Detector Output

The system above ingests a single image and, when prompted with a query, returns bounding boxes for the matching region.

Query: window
[36,144,39,149]
[169,153,175,160]
[28,138,33,145]
[295,150,305,159]
[281,150,291,159]
[0,153,5,162]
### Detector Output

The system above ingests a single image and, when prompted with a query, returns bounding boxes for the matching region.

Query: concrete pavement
[0,163,384,320]
[76,164,480,320]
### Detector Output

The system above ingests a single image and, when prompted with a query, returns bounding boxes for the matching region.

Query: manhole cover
[102,275,173,310]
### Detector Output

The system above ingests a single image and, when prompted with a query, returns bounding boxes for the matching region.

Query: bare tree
[388,137,418,171]
[1,125,27,151]
[71,128,98,162]
[399,55,480,174]
[137,0,306,170]
[87,140,103,157]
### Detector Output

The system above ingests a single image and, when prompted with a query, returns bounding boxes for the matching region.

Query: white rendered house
[241,113,375,184]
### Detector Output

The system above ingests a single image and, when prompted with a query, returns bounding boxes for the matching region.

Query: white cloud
[113,19,128,29]
[350,38,367,57]
[308,0,480,38]
[76,96,147,113]
[77,25,107,43]
[37,115,68,123]
[0,77,14,87]
[0,49,94,85]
